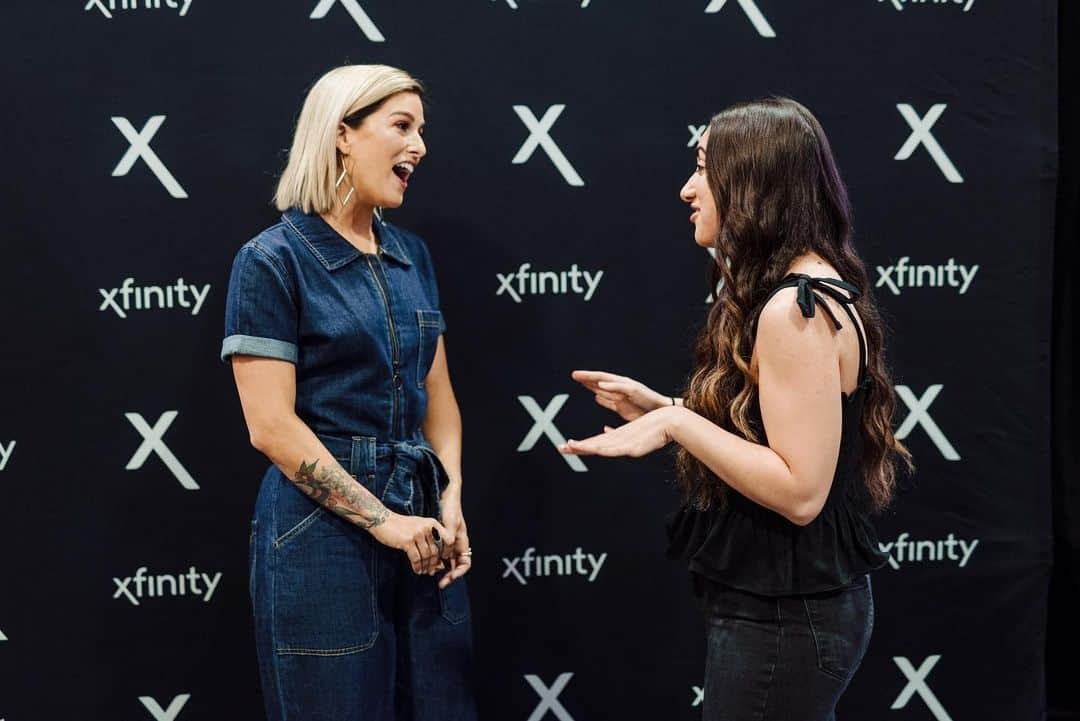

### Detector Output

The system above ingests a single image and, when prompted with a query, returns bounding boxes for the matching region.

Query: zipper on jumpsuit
[367,249,401,439]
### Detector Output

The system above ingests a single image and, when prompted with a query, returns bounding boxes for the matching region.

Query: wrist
[663,405,690,443]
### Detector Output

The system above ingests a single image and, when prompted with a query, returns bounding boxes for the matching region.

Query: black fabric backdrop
[1,2,1059,719]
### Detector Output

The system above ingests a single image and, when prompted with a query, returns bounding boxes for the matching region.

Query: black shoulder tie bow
[786,274,862,330]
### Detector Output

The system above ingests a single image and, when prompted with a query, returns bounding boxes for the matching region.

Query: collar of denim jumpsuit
[281,208,414,271]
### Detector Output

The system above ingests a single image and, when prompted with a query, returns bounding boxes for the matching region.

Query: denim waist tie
[316,431,449,519]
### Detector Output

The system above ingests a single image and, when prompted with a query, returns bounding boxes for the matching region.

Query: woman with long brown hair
[562,98,911,720]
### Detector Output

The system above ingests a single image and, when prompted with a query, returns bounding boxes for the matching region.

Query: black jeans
[697,575,873,721]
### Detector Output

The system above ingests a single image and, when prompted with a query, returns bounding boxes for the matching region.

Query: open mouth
[392,161,415,184]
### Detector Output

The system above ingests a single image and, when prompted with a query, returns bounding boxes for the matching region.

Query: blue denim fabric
[250,434,476,721]
[696,574,873,721]
[224,210,476,720]
[222,209,447,441]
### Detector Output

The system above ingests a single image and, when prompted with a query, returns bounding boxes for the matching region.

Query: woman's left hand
[560,406,679,458]
[438,488,472,589]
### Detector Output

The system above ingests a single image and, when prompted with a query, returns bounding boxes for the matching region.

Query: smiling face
[679,129,720,249]
[337,91,426,210]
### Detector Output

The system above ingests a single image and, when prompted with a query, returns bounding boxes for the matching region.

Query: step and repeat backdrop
[1,1,1057,719]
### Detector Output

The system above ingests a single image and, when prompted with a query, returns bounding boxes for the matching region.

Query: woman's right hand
[571,370,671,421]
[369,513,454,576]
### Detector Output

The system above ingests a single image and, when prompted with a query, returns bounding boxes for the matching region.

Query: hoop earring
[336,156,356,207]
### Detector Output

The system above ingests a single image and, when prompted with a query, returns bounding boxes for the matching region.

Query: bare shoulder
[753,287,837,373]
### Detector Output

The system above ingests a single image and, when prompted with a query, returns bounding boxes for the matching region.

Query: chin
[693,232,713,249]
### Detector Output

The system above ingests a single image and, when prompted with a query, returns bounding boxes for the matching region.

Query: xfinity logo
[112,116,188,198]
[99,278,211,318]
[518,395,586,471]
[85,0,193,19]
[896,104,963,183]
[113,566,222,605]
[525,673,575,721]
[876,257,978,295]
[0,441,14,471]
[895,385,960,461]
[126,411,199,490]
[310,0,384,42]
[893,656,953,721]
[502,547,608,585]
[139,694,190,721]
[497,264,603,303]
[704,0,776,38]
[882,0,974,12]
[512,105,585,186]
[879,533,979,570]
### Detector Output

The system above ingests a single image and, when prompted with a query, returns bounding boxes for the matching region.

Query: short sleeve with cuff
[221,242,299,364]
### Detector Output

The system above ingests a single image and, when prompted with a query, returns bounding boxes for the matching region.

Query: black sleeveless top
[665,274,888,596]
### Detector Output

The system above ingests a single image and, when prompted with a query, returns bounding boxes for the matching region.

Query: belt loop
[367,437,376,480]
[348,436,377,481]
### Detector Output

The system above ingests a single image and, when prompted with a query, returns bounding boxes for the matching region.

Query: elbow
[247,417,287,456]
[784,488,827,527]
[787,503,823,527]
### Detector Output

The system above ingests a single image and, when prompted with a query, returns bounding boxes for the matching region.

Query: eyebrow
[390,111,424,127]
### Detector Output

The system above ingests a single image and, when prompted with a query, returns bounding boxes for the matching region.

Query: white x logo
[691,685,704,707]
[85,0,112,18]
[895,104,963,183]
[704,0,776,37]
[894,385,959,461]
[0,628,7,641]
[525,673,575,721]
[892,656,953,721]
[111,116,188,198]
[687,124,707,148]
[310,0,385,41]
[517,395,587,472]
[125,411,200,490]
[512,105,585,187]
[139,694,190,721]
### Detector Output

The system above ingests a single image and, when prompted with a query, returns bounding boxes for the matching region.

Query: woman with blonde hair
[563,98,911,720]
[223,64,476,721]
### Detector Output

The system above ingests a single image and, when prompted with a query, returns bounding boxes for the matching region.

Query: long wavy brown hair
[675,98,911,512]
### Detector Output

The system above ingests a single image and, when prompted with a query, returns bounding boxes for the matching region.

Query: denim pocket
[272,518,379,656]
[439,577,470,625]
[803,576,873,682]
[416,309,443,388]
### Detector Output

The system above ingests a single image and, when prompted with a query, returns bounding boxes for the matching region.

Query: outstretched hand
[560,406,679,458]
[571,370,671,421]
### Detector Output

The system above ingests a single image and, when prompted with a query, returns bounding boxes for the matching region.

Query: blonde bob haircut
[274,64,424,214]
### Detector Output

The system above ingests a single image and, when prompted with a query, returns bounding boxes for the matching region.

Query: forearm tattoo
[293,459,389,529]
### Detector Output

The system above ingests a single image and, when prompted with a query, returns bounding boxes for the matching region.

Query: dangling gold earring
[336,155,355,207]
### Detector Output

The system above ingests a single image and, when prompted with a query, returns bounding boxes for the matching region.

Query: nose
[413,133,427,159]
[680,175,696,203]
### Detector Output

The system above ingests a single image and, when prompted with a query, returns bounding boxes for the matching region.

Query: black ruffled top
[665,275,888,596]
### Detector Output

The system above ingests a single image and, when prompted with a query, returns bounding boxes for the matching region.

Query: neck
[321,202,378,254]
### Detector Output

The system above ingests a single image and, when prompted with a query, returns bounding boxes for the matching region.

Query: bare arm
[564,289,843,526]
[420,336,472,587]
[421,337,462,491]
[670,291,843,524]
[231,355,451,573]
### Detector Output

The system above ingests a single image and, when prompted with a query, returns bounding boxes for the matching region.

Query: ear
[335,122,350,157]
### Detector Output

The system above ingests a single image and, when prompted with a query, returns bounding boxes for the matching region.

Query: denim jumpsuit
[222,209,477,721]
